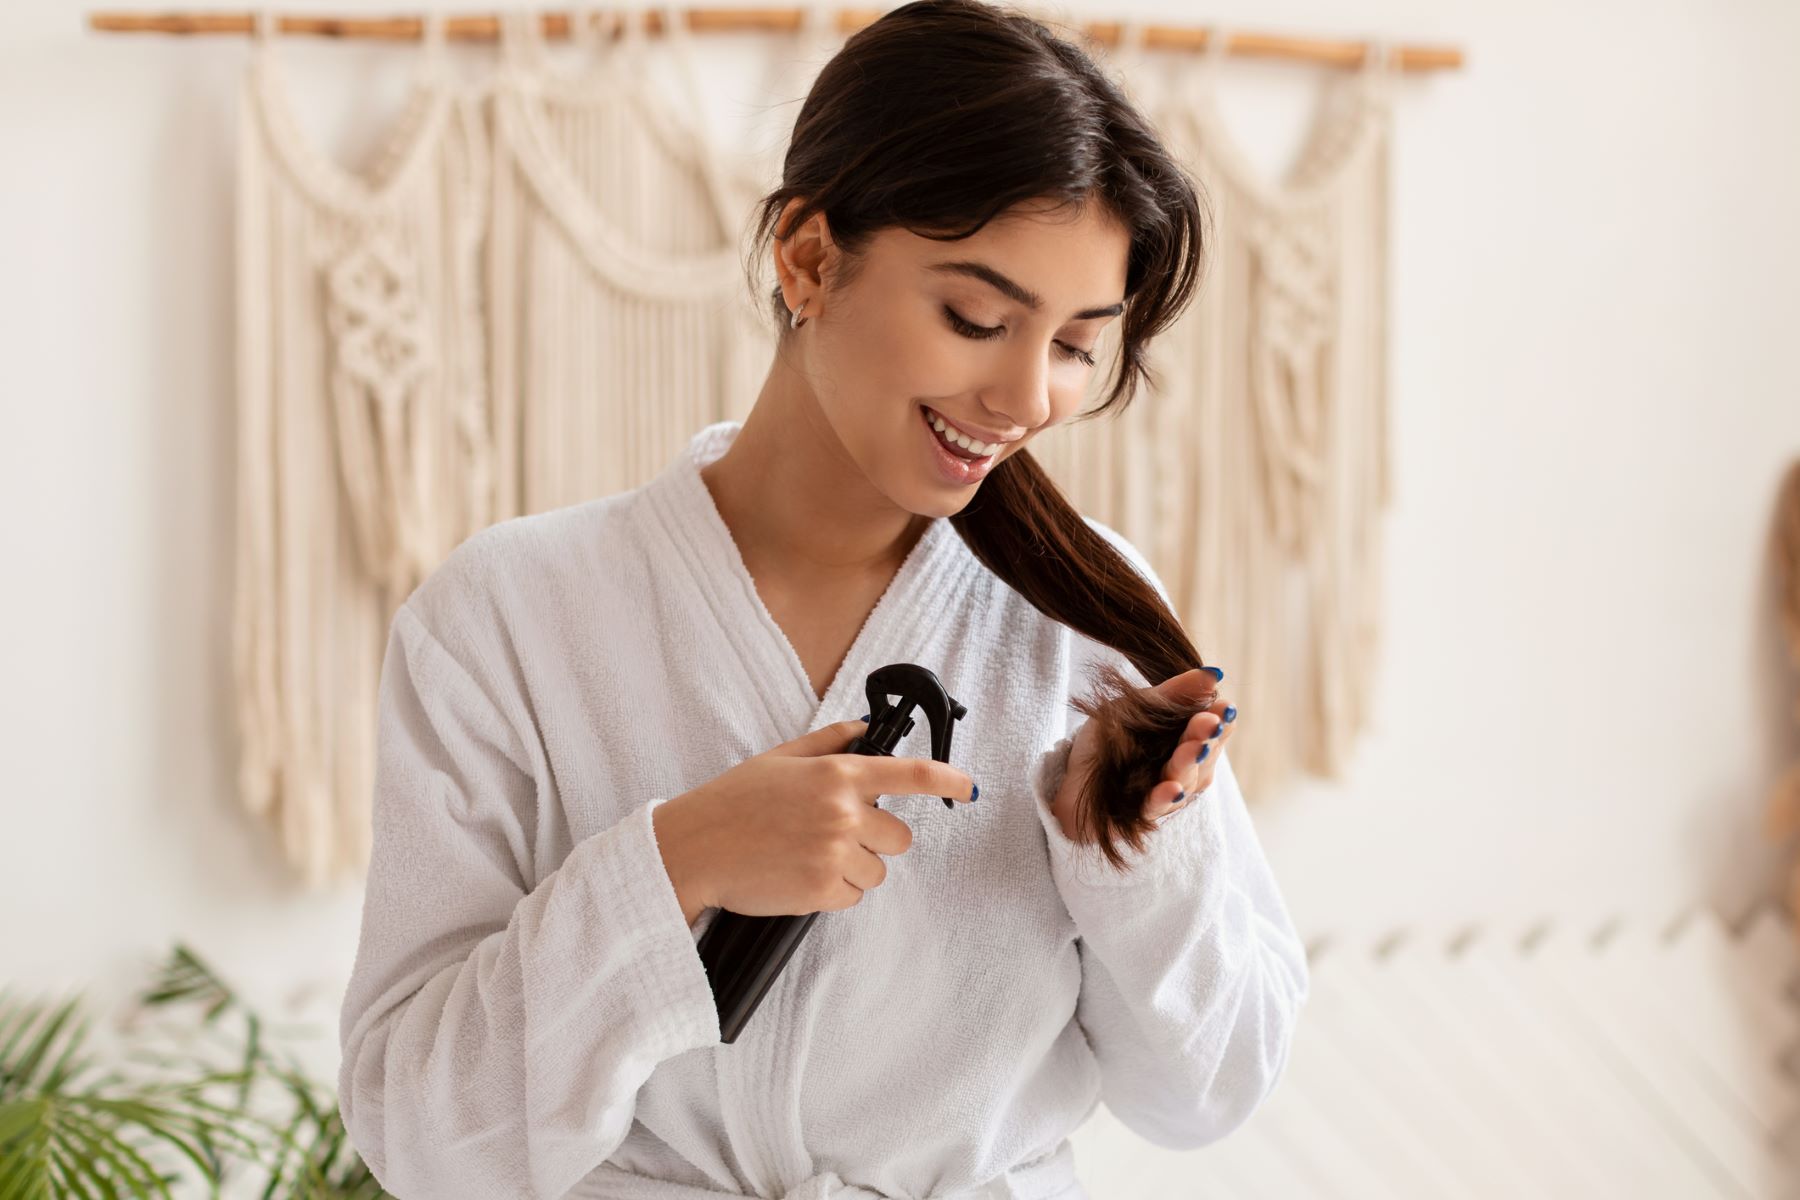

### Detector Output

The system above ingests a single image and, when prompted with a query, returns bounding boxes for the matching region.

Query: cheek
[832,303,975,395]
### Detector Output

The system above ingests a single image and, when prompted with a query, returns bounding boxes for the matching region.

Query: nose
[979,338,1054,433]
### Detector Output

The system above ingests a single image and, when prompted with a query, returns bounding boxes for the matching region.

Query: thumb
[1155,666,1221,704]
[765,718,870,759]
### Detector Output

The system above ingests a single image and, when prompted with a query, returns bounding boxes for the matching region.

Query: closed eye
[943,306,1097,368]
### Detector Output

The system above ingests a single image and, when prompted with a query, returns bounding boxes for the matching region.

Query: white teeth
[927,409,995,457]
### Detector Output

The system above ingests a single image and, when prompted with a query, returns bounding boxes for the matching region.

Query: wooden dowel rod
[85,9,1464,71]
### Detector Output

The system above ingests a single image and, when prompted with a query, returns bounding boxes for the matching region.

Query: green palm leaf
[0,946,391,1199]
[0,993,203,1199]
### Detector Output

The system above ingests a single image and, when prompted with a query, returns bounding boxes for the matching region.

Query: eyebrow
[926,259,1125,321]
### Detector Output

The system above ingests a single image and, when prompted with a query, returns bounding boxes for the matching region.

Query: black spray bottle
[695,662,968,1043]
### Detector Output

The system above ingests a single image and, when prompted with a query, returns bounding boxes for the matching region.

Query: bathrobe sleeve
[337,600,721,1200]
[1026,521,1310,1150]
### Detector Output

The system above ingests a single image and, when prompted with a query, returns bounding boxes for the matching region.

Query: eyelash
[943,306,1098,368]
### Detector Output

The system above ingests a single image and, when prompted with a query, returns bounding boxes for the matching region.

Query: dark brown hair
[745,0,1218,870]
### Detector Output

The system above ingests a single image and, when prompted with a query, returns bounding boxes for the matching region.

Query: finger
[857,808,916,857]
[1187,696,1239,749]
[843,754,977,805]
[842,847,890,893]
[1211,698,1238,732]
[1205,706,1237,755]
[1165,737,1207,782]
[770,719,871,758]
[1191,734,1227,794]
[1181,731,1225,797]
[1151,777,1189,811]
[1185,709,1223,743]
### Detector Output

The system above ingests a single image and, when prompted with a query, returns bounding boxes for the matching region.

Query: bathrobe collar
[643,419,970,744]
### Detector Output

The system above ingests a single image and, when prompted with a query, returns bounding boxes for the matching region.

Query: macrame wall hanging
[234,9,490,884]
[485,4,777,518]
[1030,24,1398,801]
[231,5,1402,882]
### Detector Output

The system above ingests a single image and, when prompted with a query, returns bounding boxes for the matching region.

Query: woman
[338,2,1308,1197]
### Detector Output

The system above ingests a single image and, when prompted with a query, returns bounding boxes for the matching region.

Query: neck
[700,358,930,583]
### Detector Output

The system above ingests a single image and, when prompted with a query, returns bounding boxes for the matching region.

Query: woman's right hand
[653,719,976,919]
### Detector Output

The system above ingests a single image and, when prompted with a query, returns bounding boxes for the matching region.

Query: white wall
[3,0,1798,1121]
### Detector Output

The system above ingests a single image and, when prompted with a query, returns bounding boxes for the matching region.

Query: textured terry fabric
[338,419,1310,1200]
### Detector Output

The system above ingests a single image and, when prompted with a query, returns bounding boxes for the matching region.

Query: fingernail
[1207,722,1223,741]
[1203,666,1225,681]
[1197,743,1212,764]
[860,713,870,721]
[969,783,980,803]
[1172,788,1186,804]
[1222,705,1237,724]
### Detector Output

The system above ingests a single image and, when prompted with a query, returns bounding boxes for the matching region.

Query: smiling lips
[922,406,1004,459]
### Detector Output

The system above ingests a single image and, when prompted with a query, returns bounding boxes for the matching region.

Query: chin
[919,494,976,520]
[885,476,979,521]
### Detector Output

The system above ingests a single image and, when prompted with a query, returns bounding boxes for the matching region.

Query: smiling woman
[338,2,1307,1197]
[738,0,1219,864]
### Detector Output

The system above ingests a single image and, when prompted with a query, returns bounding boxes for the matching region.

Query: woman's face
[779,195,1131,518]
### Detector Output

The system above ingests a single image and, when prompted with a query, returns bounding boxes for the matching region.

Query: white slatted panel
[1070,905,1800,1199]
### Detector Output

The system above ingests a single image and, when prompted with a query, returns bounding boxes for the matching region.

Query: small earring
[789,298,809,330]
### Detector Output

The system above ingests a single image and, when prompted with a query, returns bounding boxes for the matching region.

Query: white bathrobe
[338,419,1310,1200]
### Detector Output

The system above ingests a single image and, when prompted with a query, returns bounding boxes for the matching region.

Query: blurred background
[3,1,1799,1195]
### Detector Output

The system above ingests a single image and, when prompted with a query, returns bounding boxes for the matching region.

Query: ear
[774,197,839,315]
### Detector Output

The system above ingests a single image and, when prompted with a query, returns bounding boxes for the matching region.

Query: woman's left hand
[1051,668,1237,842]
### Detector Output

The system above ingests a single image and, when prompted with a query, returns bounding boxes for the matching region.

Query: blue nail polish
[1198,744,1212,763]
[860,713,870,721]
[1203,666,1225,682]
[970,783,980,803]
[1222,705,1237,724]
[1207,723,1223,741]
[1173,789,1186,804]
